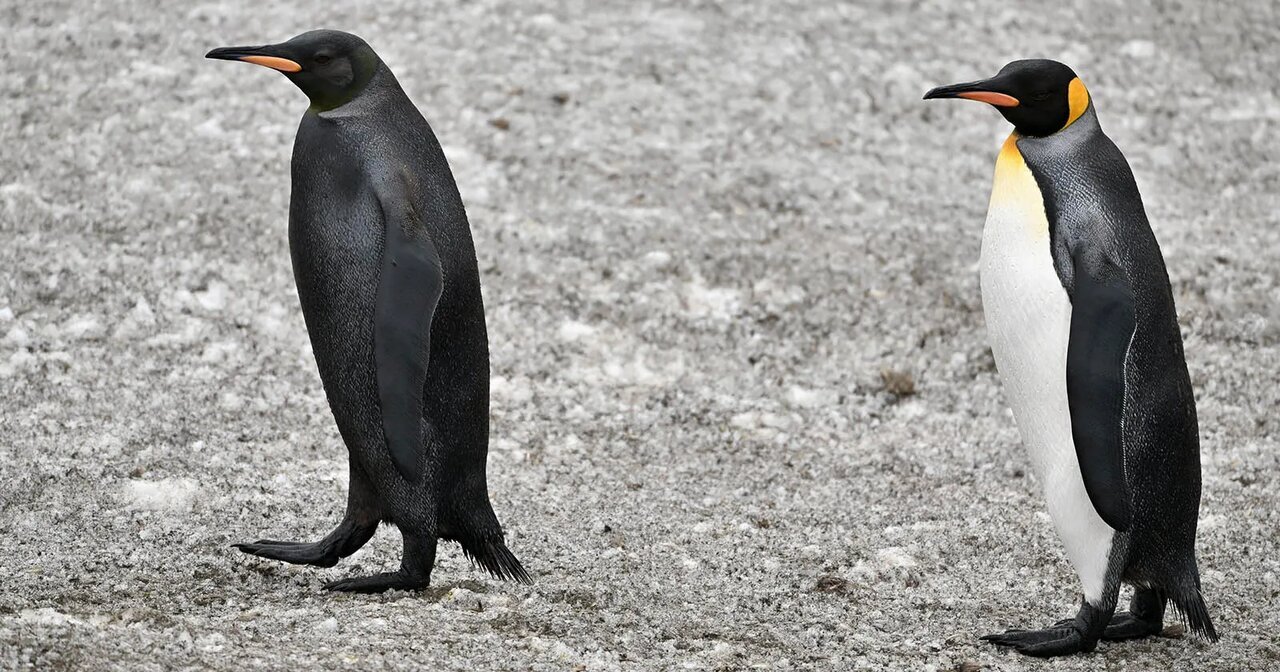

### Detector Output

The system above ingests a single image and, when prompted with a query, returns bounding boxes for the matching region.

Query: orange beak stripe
[240,55,302,73]
[956,91,1020,107]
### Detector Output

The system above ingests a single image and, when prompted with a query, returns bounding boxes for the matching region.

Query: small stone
[814,575,850,594]
[880,368,916,398]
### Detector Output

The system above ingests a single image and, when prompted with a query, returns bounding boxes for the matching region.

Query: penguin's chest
[979,135,1114,600]
[979,135,1073,476]
[288,157,385,389]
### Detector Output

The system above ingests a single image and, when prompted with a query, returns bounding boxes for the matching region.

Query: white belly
[980,135,1114,603]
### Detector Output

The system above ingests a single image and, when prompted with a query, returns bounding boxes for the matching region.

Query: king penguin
[923,60,1217,656]
[207,30,530,592]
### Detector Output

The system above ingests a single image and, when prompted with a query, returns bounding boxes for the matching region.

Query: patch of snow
[642,251,673,270]
[875,547,917,569]
[125,478,199,512]
[3,349,37,375]
[19,608,86,627]
[2,326,30,347]
[1119,39,1157,58]
[601,353,684,386]
[557,320,597,342]
[682,278,741,320]
[63,315,105,340]
[114,298,157,340]
[491,375,533,404]
[194,282,229,311]
[786,386,837,409]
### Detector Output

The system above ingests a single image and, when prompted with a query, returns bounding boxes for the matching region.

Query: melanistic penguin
[924,60,1216,656]
[207,30,529,592]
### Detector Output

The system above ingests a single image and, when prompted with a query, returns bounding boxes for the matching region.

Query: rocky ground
[2,0,1277,669]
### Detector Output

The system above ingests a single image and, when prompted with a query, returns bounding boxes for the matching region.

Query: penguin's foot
[321,527,437,593]
[233,540,340,568]
[981,626,1086,657]
[323,571,429,593]
[1102,610,1164,641]
[1103,587,1166,641]
[984,600,1112,658]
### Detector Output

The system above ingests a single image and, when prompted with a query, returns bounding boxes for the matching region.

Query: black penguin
[924,60,1217,656]
[207,30,529,592]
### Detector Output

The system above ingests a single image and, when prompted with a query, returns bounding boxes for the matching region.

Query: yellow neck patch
[996,133,1023,172]
[1063,77,1090,130]
[991,132,1050,240]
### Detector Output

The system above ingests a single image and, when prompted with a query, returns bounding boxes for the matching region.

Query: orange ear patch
[1063,78,1090,129]
[240,55,302,72]
[956,91,1020,107]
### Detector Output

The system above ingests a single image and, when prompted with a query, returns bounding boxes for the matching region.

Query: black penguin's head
[923,59,1090,137]
[206,30,381,111]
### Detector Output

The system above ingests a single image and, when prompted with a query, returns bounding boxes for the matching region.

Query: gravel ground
[2,0,1278,670]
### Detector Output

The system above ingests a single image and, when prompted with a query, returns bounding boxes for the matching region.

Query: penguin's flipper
[1065,246,1135,531]
[373,169,444,483]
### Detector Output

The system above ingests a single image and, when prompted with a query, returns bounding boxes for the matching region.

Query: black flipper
[373,169,443,483]
[1065,245,1135,531]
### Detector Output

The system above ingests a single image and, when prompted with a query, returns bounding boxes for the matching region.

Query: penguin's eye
[1031,91,1053,102]
[314,54,333,65]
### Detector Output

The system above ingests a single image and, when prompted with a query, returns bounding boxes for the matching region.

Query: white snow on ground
[124,479,200,512]
[557,320,598,342]
[682,277,742,321]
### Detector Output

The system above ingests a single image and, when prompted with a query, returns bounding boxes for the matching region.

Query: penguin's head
[923,60,1090,137]
[207,30,381,112]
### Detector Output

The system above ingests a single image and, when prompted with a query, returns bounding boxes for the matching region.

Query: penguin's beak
[923,78,1020,107]
[205,45,302,73]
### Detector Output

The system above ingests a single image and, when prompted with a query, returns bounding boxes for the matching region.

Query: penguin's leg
[234,457,381,567]
[1101,587,1166,640]
[322,527,438,593]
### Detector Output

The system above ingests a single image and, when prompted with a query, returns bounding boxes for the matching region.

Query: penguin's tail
[458,536,532,585]
[1169,576,1219,642]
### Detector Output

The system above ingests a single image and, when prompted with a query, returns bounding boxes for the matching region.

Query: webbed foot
[323,571,429,593]
[1103,588,1166,641]
[982,600,1112,658]
[982,625,1086,657]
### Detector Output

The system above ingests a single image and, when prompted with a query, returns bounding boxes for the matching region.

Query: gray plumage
[1019,104,1213,641]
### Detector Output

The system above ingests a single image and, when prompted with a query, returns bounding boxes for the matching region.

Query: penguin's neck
[1017,105,1102,157]
[311,64,404,119]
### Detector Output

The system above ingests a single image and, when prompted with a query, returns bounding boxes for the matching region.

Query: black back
[288,62,493,527]
[1017,105,1202,579]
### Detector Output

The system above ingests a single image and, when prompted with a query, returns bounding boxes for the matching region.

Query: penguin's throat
[307,84,366,113]
[306,60,382,113]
